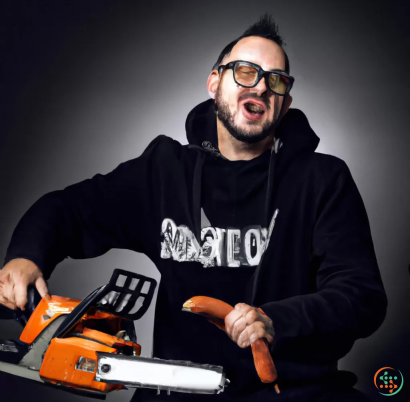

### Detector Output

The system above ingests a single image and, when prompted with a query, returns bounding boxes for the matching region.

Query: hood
[185,98,320,165]
[186,99,219,149]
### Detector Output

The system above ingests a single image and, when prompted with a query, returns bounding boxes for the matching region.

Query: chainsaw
[0,269,229,399]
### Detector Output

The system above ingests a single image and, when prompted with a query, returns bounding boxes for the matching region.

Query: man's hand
[0,258,48,310]
[224,303,274,348]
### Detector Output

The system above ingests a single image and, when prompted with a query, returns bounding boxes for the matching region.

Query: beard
[214,85,280,144]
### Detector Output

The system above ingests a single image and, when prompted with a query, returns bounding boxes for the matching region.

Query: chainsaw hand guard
[53,269,157,339]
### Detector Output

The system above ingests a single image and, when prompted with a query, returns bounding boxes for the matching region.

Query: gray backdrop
[0,1,409,401]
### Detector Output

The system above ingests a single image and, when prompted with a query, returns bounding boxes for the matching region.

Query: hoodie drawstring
[251,139,280,306]
[264,141,277,228]
[192,150,207,241]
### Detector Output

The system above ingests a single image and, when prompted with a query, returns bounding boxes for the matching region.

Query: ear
[281,94,293,115]
[207,70,220,99]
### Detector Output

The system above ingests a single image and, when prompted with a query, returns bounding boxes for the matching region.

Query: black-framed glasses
[217,60,294,96]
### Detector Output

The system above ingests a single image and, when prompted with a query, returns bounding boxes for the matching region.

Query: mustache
[238,93,272,111]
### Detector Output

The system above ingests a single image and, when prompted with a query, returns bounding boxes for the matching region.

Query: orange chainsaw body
[41,335,130,392]
[20,295,142,393]
[20,295,81,344]
[0,269,156,398]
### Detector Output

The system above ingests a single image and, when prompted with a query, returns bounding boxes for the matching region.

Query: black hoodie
[4,99,388,401]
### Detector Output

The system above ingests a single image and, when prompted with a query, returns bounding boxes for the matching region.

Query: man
[0,14,387,401]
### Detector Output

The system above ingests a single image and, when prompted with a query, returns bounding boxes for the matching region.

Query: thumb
[35,276,48,298]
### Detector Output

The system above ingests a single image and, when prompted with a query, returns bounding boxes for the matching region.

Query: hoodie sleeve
[3,135,167,280]
[260,159,388,360]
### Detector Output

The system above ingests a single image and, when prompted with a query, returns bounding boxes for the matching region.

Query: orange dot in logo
[380,385,384,388]
[390,385,393,388]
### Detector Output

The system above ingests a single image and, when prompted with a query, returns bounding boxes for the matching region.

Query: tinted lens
[269,74,289,94]
[234,64,258,86]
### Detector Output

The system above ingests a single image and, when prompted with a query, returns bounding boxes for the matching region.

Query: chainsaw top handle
[52,269,157,339]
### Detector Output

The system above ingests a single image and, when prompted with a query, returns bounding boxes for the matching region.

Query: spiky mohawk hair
[242,13,285,46]
[212,13,289,73]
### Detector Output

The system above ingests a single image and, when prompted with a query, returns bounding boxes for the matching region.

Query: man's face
[214,36,287,144]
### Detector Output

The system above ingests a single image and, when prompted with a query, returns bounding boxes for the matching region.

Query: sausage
[182,296,280,394]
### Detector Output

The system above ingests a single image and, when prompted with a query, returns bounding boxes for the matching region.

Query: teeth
[245,103,264,113]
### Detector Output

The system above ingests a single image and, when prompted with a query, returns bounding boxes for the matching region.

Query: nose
[252,75,269,96]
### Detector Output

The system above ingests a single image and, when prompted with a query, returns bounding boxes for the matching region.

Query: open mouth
[243,102,265,115]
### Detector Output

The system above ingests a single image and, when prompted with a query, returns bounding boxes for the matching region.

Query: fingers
[225,304,257,342]
[225,305,251,342]
[0,275,16,309]
[225,303,274,348]
[0,294,16,310]
[1,274,17,309]
[14,282,29,311]
[35,276,48,298]
[250,322,274,344]
[237,321,272,348]
[0,259,46,311]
